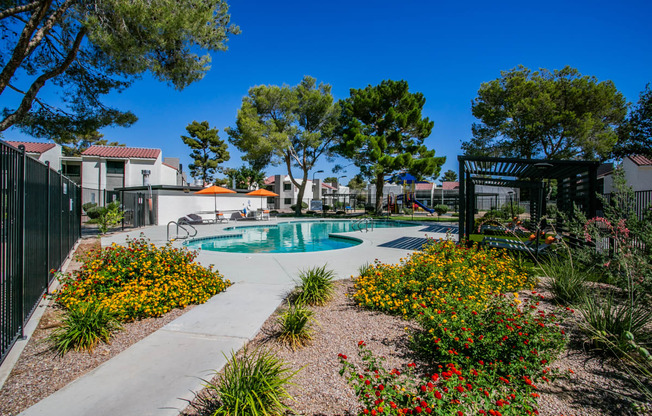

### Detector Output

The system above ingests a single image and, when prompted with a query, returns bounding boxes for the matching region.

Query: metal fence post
[18,145,26,339]
[45,161,51,293]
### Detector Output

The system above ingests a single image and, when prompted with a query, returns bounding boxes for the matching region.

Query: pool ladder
[167,219,197,241]
[354,217,374,232]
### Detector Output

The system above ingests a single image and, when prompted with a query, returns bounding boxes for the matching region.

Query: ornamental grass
[55,236,231,321]
[353,240,534,318]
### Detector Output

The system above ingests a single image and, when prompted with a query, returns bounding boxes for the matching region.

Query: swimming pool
[184,219,418,253]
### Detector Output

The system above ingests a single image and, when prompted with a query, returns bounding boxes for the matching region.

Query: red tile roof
[265,175,275,185]
[162,162,179,171]
[5,141,56,154]
[81,145,160,159]
[415,182,435,191]
[442,181,459,190]
[322,183,337,190]
[629,155,652,166]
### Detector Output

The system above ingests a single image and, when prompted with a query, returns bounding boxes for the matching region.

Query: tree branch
[0,28,86,132]
[0,1,40,20]
[0,0,74,96]
[0,0,54,94]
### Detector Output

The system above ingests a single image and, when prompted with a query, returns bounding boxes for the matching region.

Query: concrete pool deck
[20,218,457,416]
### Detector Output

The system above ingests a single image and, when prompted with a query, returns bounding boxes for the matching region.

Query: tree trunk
[375,173,384,214]
[294,168,309,216]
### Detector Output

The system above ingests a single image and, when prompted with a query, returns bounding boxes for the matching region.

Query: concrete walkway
[20,219,456,416]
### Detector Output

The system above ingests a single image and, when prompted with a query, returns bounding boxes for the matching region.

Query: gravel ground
[182,280,650,416]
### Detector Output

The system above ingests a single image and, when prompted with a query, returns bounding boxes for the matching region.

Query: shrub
[539,254,587,305]
[403,208,413,215]
[289,201,308,211]
[82,202,97,214]
[323,204,331,212]
[55,236,231,321]
[352,240,533,318]
[339,341,542,416]
[277,303,315,350]
[87,201,124,233]
[412,292,568,380]
[49,301,122,355]
[434,204,448,217]
[577,293,652,358]
[294,265,336,306]
[203,347,297,416]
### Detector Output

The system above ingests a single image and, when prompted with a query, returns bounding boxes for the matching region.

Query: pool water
[184,219,417,253]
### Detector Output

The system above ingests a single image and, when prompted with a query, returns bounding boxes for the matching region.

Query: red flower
[434,391,442,400]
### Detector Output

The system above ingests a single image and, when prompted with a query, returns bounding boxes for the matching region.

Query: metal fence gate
[0,142,81,365]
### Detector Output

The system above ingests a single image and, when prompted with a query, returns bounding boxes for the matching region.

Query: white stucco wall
[157,194,269,224]
[623,158,652,191]
[124,158,157,187]
[160,164,178,185]
[38,146,62,171]
[82,157,102,190]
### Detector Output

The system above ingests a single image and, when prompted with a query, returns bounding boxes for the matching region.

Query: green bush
[277,303,314,350]
[403,208,413,215]
[434,204,448,216]
[577,293,652,358]
[539,254,587,305]
[294,265,336,306]
[289,202,308,211]
[82,202,97,214]
[203,348,297,416]
[411,292,568,380]
[49,301,122,355]
[87,201,124,233]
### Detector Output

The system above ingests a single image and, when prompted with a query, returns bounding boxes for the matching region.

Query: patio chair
[178,214,211,225]
[230,211,245,221]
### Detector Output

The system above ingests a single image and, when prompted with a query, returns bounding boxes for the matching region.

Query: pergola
[457,156,600,241]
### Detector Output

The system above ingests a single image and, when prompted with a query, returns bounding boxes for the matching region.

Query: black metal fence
[603,189,652,221]
[81,188,152,229]
[1,142,81,365]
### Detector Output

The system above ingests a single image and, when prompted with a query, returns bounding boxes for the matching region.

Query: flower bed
[353,240,534,318]
[55,236,232,321]
[345,240,569,415]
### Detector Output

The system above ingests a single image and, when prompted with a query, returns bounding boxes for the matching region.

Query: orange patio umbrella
[195,185,236,220]
[246,188,279,209]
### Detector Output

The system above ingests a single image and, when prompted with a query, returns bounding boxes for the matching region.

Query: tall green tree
[323,176,338,185]
[227,76,339,215]
[347,174,367,191]
[58,130,124,156]
[0,0,239,138]
[333,79,445,214]
[224,165,266,189]
[182,121,230,186]
[462,66,627,160]
[613,84,652,159]
[440,169,457,183]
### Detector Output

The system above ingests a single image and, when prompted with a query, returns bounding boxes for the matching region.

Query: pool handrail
[167,219,197,241]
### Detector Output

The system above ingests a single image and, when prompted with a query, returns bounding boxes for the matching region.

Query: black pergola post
[458,157,465,241]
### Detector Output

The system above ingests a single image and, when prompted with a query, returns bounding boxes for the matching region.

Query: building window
[284,198,292,205]
[283,183,291,191]
[63,164,81,176]
[106,160,124,174]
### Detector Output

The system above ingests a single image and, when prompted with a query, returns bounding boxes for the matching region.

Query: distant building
[264,175,349,210]
[599,155,652,193]
[80,145,180,204]
[4,140,62,171]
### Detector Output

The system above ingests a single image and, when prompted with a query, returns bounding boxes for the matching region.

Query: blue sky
[5,0,652,184]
